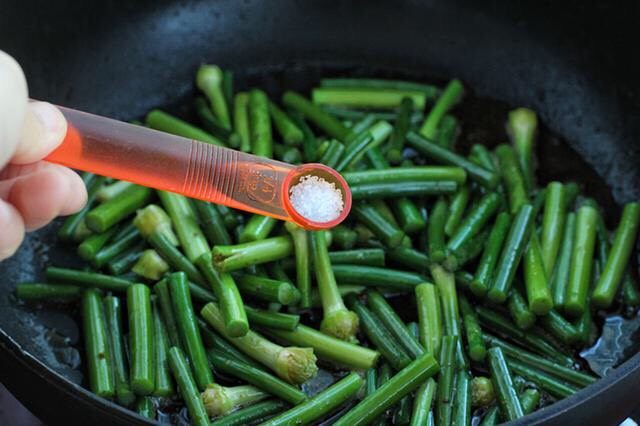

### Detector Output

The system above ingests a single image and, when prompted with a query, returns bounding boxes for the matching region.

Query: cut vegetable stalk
[550,212,577,310]
[435,335,458,426]
[523,233,553,315]
[201,302,318,384]
[387,247,428,272]
[460,295,487,361]
[326,248,386,266]
[261,372,363,426]
[335,121,393,172]
[234,92,251,152]
[318,139,345,168]
[472,212,511,297]
[476,307,574,366]
[210,400,288,426]
[428,197,449,263]
[288,110,319,161]
[367,290,425,358]
[152,300,175,397]
[443,228,489,272]
[406,131,498,188]
[444,185,470,237]
[77,225,119,261]
[107,242,145,275]
[353,203,406,248]
[283,91,353,143]
[198,318,265,371]
[319,78,439,97]
[169,272,214,390]
[135,397,156,419]
[93,224,141,268]
[146,109,223,146]
[386,96,414,164]
[507,108,538,192]
[565,205,599,317]
[212,236,293,272]
[46,267,132,292]
[313,87,428,110]
[158,190,210,263]
[506,359,579,399]
[239,215,277,243]
[196,252,248,337]
[196,65,231,130]
[495,144,528,214]
[58,174,106,241]
[249,89,273,158]
[132,249,169,280]
[311,230,359,340]
[453,370,472,426]
[235,274,301,305]
[350,180,458,200]
[539,310,580,345]
[447,192,501,252]
[540,182,566,274]
[104,296,135,405]
[154,279,184,350]
[483,334,595,387]
[82,289,115,398]
[420,79,464,139]
[487,347,523,421]
[127,284,155,395]
[346,295,411,370]
[343,167,467,186]
[16,284,82,302]
[284,222,312,308]
[592,202,640,308]
[471,377,495,408]
[269,101,304,145]
[333,352,440,426]
[86,185,153,232]
[332,264,425,290]
[488,204,535,303]
[410,378,437,426]
[201,383,269,417]
[194,97,239,146]
[415,283,443,356]
[208,350,307,404]
[507,287,536,330]
[96,180,135,203]
[264,324,379,370]
[168,347,210,426]
[431,264,466,367]
[148,232,207,286]
[192,200,232,246]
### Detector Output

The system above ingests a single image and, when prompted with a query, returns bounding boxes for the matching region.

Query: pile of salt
[289,175,344,223]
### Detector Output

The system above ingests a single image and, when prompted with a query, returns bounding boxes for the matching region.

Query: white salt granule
[289,175,344,222]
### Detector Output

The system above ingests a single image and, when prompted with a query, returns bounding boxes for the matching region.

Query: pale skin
[0,51,87,260]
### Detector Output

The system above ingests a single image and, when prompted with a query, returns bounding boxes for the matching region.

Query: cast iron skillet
[1,1,640,425]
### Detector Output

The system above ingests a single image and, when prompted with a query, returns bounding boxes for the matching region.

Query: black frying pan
[1,1,639,425]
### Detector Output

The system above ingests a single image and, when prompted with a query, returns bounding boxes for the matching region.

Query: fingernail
[29,101,66,134]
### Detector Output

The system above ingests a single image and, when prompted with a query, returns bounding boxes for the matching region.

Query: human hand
[0,51,87,260]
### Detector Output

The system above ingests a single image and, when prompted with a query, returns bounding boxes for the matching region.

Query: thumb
[0,51,67,167]
[14,101,68,165]
[0,51,28,168]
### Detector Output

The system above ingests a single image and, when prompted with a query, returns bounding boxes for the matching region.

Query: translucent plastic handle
[45,106,351,229]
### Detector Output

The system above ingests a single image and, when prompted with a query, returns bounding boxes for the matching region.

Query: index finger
[0,51,67,166]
